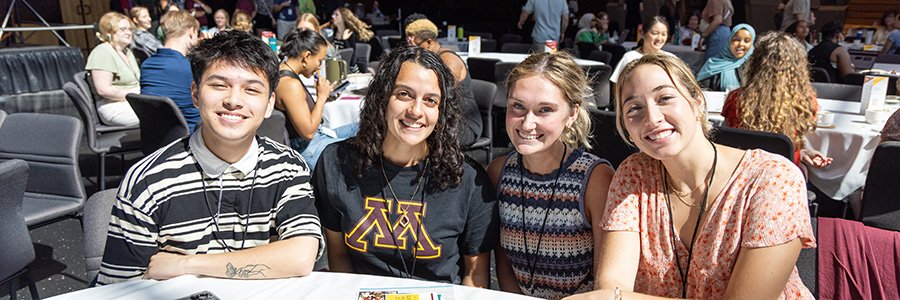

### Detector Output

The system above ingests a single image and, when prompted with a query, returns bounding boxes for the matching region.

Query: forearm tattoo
[225,262,271,278]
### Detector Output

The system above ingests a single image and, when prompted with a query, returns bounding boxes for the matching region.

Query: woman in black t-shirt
[313,46,499,285]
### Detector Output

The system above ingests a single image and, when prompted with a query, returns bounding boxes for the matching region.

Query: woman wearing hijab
[696,24,755,92]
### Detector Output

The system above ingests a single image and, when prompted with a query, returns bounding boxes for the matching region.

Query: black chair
[576,42,597,59]
[859,141,900,232]
[466,57,500,82]
[0,159,39,300]
[500,42,533,54]
[65,73,141,190]
[796,217,817,298]
[82,188,117,285]
[584,64,613,109]
[126,93,190,156]
[480,38,498,52]
[604,44,628,67]
[375,29,400,38]
[0,113,86,229]
[467,32,493,39]
[845,73,899,96]
[354,43,371,73]
[464,79,497,164]
[712,127,794,161]
[810,67,832,83]
[258,109,289,145]
[588,50,613,64]
[498,33,522,47]
[811,82,863,102]
[491,62,519,147]
[387,37,406,49]
[586,108,637,168]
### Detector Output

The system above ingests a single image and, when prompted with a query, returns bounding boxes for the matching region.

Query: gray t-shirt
[780,0,810,30]
[523,0,569,42]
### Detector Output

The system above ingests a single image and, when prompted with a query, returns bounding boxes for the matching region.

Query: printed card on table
[358,285,455,300]
[860,75,889,114]
[468,36,481,55]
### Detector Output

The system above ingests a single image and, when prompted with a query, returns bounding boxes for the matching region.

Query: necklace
[518,144,568,294]
[667,186,700,207]
[663,140,717,298]
[380,157,428,278]
[282,62,300,76]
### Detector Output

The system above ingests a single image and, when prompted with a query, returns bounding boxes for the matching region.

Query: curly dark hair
[349,46,463,190]
[188,30,279,94]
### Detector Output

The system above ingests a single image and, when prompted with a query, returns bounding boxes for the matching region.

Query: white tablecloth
[49,272,539,300]
[458,52,605,66]
[704,91,890,199]
[302,74,369,130]
[621,42,705,73]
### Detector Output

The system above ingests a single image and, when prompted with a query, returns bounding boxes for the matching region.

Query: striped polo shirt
[97,131,323,285]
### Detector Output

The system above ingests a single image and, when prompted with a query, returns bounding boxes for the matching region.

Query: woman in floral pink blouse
[565,54,815,299]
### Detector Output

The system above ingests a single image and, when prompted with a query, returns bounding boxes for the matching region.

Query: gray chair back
[354,43,371,73]
[589,50,613,64]
[810,67,832,83]
[466,57,500,82]
[0,113,85,228]
[83,188,117,285]
[337,47,354,65]
[492,62,518,108]
[258,109,289,145]
[811,82,863,102]
[500,42,533,54]
[0,159,39,299]
[480,39,498,52]
[498,33,522,47]
[860,141,900,232]
[713,126,794,162]
[796,217,817,297]
[126,93,189,156]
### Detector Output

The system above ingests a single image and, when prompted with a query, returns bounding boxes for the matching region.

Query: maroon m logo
[344,197,441,258]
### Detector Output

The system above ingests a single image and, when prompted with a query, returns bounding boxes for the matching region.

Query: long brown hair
[736,31,816,148]
[334,7,374,41]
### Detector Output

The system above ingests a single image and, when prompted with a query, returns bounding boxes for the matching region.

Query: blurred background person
[274,0,298,40]
[873,10,897,46]
[328,7,373,73]
[86,11,141,126]
[809,21,854,83]
[207,8,231,36]
[576,12,610,47]
[296,12,321,32]
[699,0,733,61]
[140,10,201,132]
[611,16,670,84]
[679,11,701,46]
[785,20,812,51]
[697,24,755,92]
[130,6,162,57]
[232,10,254,33]
[185,0,212,29]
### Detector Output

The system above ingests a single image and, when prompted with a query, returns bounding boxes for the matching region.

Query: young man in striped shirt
[97,30,323,285]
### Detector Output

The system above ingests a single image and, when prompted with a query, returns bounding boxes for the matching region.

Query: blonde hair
[232,10,252,32]
[160,10,199,39]
[97,11,132,43]
[406,19,438,41]
[296,13,320,31]
[736,31,816,148]
[506,52,593,149]
[613,53,711,146]
[128,6,149,29]
[335,7,373,41]
[212,9,230,29]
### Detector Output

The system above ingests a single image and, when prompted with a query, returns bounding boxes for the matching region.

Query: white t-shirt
[610,49,673,83]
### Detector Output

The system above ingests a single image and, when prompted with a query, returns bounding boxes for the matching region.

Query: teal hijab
[697,24,756,91]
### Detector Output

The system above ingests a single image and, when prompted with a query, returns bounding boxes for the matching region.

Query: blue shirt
[274,0,297,22]
[888,30,900,55]
[140,48,199,132]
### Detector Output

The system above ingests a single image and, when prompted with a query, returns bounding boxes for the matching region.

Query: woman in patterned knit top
[488,52,615,300]
[566,54,815,299]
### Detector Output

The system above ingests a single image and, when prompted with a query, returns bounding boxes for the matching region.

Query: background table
[704,91,892,200]
[458,52,604,66]
[49,272,539,300]
[301,73,370,130]
[621,42,705,74]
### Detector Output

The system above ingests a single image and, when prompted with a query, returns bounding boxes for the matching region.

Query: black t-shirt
[313,140,499,284]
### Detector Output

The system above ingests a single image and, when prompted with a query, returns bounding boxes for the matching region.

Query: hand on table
[801,149,833,168]
[145,252,190,280]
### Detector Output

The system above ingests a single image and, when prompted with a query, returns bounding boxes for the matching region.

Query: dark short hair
[279,29,328,60]
[188,30,279,94]
[349,46,463,190]
[820,21,844,41]
[635,16,669,50]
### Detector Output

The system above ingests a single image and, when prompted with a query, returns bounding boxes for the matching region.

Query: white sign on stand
[468,36,481,55]
[860,75,889,114]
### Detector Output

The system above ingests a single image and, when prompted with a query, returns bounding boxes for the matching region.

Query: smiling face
[134,10,152,30]
[112,19,133,46]
[729,29,753,58]
[506,75,577,157]
[642,22,669,53]
[619,64,705,160]
[192,61,274,148]
[382,62,441,152]
[598,14,609,30]
[214,11,228,28]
